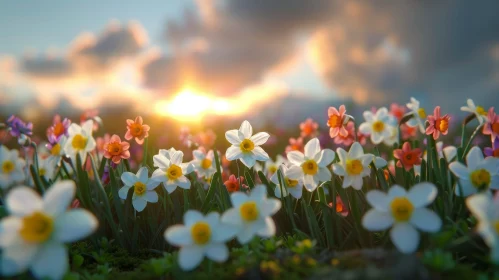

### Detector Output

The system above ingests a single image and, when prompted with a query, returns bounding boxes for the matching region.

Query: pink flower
[483,107,499,140]
[196,129,216,149]
[285,137,304,154]
[356,131,368,146]
[328,196,349,217]
[426,106,451,140]
[125,116,150,145]
[393,142,422,171]
[103,134,131,164]
[96,133,111,155]
[300,118,318,138]
[333,121,355,146]
[400,124,417,140]
[47,114,71,142]
[390,103,406,121]
[327,105,350,138]
[224,175,247,193]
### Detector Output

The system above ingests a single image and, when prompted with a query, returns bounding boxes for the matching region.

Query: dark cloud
[21,55,73,79]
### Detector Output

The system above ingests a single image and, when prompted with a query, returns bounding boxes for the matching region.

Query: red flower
[224,175,247,193]
[426,106,450,140]
[103,134,131,164]
[400,124,417,140]
[333,121,355,146]
[390,103,406,121]
[393,142,422,171]
[328,196,349,217]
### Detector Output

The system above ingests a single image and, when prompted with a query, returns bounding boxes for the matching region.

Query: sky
[1,0,499,123]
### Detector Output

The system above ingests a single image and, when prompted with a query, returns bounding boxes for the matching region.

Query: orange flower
[196,129,216,149]
[328,196,349,217]
[125,116,150,145]
[104,134,131,164]
[285,137,304,154]
[300,118,318,138]
[393,142,422,171]
[327,105,351,138]
[224,175,247,193]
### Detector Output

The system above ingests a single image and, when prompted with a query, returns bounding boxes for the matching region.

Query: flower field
[0,98,499,279]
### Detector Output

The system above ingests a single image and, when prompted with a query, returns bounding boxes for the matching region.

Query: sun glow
[155,89,232,122]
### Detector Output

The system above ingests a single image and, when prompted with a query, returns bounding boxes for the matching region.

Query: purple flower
[484,137,499,158]
[5,115,33,137]
[47,115,71,142]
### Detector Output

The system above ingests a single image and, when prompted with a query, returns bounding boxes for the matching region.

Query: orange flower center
[225,181,240,192]
[129,123,143,137]
[302,124,315,135]
[492,123,499,135]
[107,142,123,156]
[201,158,212,169]
[372,121,385,133]
[336,202,344,213]
[53,122,65,137]
[436,118,449,132]
[328,114,342,128]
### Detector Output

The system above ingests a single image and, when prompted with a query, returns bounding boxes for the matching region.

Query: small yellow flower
[331,258,340,266]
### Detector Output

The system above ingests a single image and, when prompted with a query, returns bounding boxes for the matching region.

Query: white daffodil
[153,147,177,167]
[286,138,335,192]
[0,180,98,279]
[406,97,426,133]
[165,210,237,271]
[374,156,388,168]
[0,145,26,189]
[383,125,399,147]
[221,185,281,244]
[151,150,194,193]
[119,167,159,212]
[362,183,441,253]
[449,146,499,197]
[270,165,304,199]
[466,193,499,263]
[359,107,397,145]
[191,149,216,179]
[38,156,56,182]
[461,98,488,124]
[264,155,287,177]
[47,136,67,166]
[253,161,263,173]
[225,120,270,168]
[63,120,96,165]
[332,142,374,190]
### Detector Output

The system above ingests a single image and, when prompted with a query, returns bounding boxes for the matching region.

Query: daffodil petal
[54,209,98,242]
[205,243,229,262]
[43,180,76,216]
[287,151,305,166]
[121,172,139,186]
[178,246,204,271]
[449,162,469,179]
[252,146,270,161]
[304,138,321,159]
[225,130,242,145]
[250,132,270,146]
[407,183,438,207]
[390,223,419,254]
[165,225,193,246]
[410,208,442,232]
[239,120,253,139]
[366,190,390,211]
[184,210,204,226]
[30,242,68,280]
[132,198,147,212]
[257,217,276,237]
[362,209,393,231]
[143,191,158,203]
[6,187,43,216]
[225,146,243,161]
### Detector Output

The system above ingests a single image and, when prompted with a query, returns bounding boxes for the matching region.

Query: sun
[155,89,231,122]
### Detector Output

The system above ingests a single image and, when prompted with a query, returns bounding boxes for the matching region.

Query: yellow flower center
[390,197,414,222]
[417,108,426,119]
[134,181,146,195]
[372,121,385,133]
[346,159,363,175]
[166,164,182,180]
[476,106,487,116]
[240,201,259,222]
[470,169,491,191]
[302,160,318,175]
[71,134,87,150]
[191,221,211,245]
[240,139,255,152]
[39,168,46,176]
[20,212,54,243]
[436,118,449,132]
[285,177,299,188]
[51,143,61,156]
[2,160,14,174]
[268,165,278,175]
[201,158,212,169]
[494,221,499,235]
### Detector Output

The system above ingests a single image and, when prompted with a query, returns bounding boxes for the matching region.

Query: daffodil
[406,97,426,133]
[153,147,177,167]
[151,150,194,193]
[270,165,304,199]
[332,142,374,190]
[221,185,281,244]
[119,167,159,212]
[359,107,397,145]
[0,145,26,189]
[38,156,56,182]
[264,155,287,177]
[362,183,441,253]
[449,146,499,196]
[466,193,499,263]
[286,138,335,191]
[165,210,237,271]
[225,120,270,168]
[191,149,216,179]
[63,120,96,165]
[461,98,488,124]
[0,180,98,279]
[46,136,67,166]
